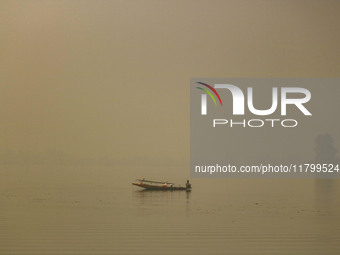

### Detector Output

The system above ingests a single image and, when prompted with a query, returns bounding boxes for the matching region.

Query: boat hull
[132,183,189,190]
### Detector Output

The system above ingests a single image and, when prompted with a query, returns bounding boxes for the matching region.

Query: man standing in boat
[186,180,191,189]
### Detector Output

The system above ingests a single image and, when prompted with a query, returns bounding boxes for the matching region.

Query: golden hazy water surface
[1,166,340,254]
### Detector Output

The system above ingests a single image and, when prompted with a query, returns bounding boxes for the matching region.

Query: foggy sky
[1,0,339,166]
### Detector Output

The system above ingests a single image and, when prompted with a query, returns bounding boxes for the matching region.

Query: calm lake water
[1,166,339,254]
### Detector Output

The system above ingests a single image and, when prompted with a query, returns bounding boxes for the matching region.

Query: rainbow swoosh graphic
[196,82,223,106]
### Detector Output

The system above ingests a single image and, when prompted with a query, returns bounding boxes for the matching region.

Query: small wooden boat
[132,179,191,191]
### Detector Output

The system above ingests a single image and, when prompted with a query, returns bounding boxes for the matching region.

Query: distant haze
[0,0,339,167]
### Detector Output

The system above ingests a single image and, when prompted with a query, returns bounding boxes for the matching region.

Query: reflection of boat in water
[132,179,192,191]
